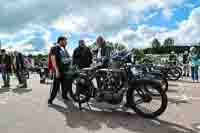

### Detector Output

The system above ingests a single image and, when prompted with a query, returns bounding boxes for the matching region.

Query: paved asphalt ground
[0,74,200,133]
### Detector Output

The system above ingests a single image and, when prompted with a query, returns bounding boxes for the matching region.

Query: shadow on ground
[12,87,32,94]
[168,83,179,87]
[0,87,10,94]
[168,97,191,105]
[49,101,197,133]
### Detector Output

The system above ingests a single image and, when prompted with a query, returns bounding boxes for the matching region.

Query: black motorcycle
[150,65,182,81]
[133,64,168,92]
[70,52,168,119]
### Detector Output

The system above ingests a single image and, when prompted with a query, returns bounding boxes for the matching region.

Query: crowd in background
[0,50,34,88]
[169,46,200,83]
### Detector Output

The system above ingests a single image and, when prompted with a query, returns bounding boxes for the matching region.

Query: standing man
[93,36,111,66]
[72,40,93,69]
[169,51,177,65]
[0,49,12,87]
[93,36,111,89]
[48,36,72,104]
[183,50,190,77]
[13,51,27,88]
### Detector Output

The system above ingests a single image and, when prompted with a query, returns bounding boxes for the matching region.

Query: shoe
[48,100,53,105]
[5,85,10,88]
[1,85,7,88]
[17,84,23,87]
[19,84,27,88]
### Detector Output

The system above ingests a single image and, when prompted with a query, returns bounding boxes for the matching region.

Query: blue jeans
[191,66,199,81]
[2,69,10,86]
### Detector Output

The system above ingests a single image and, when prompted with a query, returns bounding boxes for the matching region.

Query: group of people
[169,47,200,83]
[48,36,111,104]
[0,50,30,88]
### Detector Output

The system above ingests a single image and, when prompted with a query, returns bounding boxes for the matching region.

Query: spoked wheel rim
[70,77,91,103]
[127,83,168,118]
[133,87,162,115]
[168,68,181,80]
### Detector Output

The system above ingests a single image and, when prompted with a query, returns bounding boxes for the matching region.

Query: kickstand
[78,93,82,110]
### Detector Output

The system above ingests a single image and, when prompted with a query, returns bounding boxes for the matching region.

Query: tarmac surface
[0,74,200,133]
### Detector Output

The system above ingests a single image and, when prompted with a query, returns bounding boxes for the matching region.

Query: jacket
[0,54,12,72]
[72,46,92,69]
[15,52,25,70]
[93,44,111,67]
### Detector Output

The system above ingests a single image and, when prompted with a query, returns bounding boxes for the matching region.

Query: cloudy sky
[0,0,200,55]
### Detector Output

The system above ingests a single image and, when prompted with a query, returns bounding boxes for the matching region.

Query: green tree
[152,38,161,49]
[163,38,175,47]
[163,37,175,53]
[134,49,145,63]
[151,38,161,54]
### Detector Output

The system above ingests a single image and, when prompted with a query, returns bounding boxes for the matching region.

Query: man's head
[96,36,105,48]
[57,36,67,47]
[79,40,85,48]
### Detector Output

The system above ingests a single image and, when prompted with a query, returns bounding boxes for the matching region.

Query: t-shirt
[51,46,71,74]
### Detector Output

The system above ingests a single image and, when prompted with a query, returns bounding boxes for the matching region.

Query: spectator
[93,36,111,67]
[93,36,111,89]
[13,51,27,88]
[48,36,72,105]
[0,49,12,87]
[72,40,92,69]
[190,47,199,83]
[169,51,177,65]
[183,50,190,77]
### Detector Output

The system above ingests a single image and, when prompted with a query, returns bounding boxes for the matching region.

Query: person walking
[72,40,93,69]
[183,50,190,77]
[13,51,27,88]
[0,49,12,87]
[48,36,72,104]
[190,47,200,83]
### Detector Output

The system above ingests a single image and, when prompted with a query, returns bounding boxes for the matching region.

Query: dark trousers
[49,76,72,102]
[16,70,27,85]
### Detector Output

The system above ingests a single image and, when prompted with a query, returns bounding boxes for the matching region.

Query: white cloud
[0,0,194,54]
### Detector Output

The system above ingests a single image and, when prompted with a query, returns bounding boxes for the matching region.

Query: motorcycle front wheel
[167,67,182,81]
[70,75,92,104]
[127,80,168,119]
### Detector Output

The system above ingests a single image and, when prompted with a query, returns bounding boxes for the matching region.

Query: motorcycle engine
[98,73,125,105]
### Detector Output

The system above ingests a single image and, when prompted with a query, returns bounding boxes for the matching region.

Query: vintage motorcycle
[69,51,168,119]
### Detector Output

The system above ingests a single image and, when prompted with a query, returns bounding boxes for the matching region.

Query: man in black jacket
[0,49,12,88]
[72,40,92,69]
